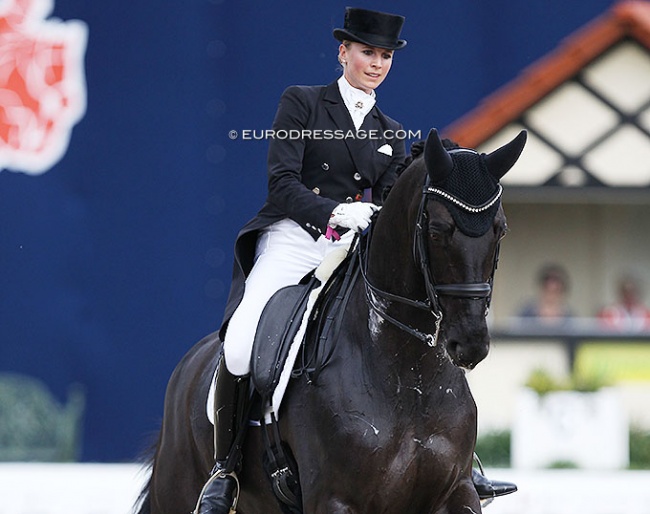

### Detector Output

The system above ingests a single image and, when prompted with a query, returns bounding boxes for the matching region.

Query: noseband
[360,173,502,347]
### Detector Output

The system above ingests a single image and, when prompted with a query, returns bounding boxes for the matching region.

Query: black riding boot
[472,468,517,500]
[194,355,250,514]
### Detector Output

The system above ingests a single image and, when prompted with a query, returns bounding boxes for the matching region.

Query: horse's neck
[343,283,460,401]
[354,232,455,388]
[365,214,436,339]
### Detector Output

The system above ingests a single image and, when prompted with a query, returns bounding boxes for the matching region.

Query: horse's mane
[396,137,460,176]
[384,137,459,201]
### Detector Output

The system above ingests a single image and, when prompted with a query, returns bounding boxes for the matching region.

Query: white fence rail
[0,464,649,514]
[0,463,146,514]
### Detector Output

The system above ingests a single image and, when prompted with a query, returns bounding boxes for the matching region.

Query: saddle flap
[251,278,319,397]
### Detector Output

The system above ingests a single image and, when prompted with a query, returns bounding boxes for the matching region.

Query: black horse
[135,128,526,514]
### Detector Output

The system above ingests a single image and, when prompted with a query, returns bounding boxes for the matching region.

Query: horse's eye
[428,220,453,240]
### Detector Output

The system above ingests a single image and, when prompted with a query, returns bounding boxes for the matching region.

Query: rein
[359,174,502,347]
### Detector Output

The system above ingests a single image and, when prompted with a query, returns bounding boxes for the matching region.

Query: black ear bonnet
[406,138,500,237]
[400,129,526,237]
[432,147,501,237]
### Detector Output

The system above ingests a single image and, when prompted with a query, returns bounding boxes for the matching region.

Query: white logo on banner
[0,0,88,175]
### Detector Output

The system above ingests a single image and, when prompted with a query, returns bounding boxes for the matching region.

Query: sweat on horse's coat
[136,128,527,514]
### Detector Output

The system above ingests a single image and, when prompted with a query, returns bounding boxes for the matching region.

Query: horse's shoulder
[169,331,220,387]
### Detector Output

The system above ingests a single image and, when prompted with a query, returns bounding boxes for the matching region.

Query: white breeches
[223,219,354,376]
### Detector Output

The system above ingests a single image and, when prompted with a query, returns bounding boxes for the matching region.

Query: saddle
[251,244,359,402]
[250,243,360,514]
[251,272,319,397]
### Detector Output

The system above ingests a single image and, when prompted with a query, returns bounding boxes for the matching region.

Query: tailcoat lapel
[322,82,379,176]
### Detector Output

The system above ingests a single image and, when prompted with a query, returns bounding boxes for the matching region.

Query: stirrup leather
[473,453,494,508]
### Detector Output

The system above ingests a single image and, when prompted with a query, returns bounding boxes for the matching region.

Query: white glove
[329,202,380,232]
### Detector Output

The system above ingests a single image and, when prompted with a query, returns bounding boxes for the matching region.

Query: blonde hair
[337,40,352,66]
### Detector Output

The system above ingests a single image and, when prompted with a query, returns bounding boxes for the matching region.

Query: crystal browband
[423,184,503,213]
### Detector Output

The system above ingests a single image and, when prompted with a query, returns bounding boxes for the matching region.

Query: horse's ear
[484,130,527,180]
[424,128,453,184]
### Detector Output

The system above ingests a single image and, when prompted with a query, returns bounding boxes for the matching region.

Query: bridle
[359,166,503,348]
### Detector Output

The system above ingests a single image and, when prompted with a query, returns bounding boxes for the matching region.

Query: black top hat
[333,7,407,50]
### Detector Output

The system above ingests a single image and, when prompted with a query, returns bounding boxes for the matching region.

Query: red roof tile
[445,0,650,147]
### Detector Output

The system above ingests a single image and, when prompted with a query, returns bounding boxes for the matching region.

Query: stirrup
[474,453,494,508]
[473,453,517,507]
[192,469,240,514]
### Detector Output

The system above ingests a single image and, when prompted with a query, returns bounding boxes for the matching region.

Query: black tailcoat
[219,81,405,338]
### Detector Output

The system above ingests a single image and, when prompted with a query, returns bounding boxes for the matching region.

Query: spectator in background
[598,274,650,332]
[518,264,574,325]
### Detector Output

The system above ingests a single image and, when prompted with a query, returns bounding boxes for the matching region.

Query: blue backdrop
[0,0,615,461]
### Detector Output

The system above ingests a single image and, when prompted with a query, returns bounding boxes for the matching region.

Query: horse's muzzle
[445,336,489,370]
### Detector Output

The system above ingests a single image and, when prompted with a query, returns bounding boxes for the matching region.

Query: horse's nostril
[447,339,489,369]
[447,340,461,359]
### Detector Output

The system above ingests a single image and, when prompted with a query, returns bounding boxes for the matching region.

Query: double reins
[359,173,502,347]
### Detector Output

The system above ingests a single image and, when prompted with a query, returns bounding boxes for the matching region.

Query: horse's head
[420,129,526,368]
[367,128,526,370]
